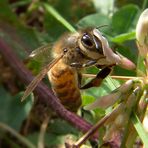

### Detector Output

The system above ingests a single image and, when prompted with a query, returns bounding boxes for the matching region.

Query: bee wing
[29,43,54,66]
[21,54,63,101]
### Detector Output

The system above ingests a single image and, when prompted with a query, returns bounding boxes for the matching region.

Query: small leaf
[82,95,95,106]
[132,113,148,146]
[112,31,136,43]
[111,4,139,34]
[0,86,33,131]
[8,92,33,130]
[27,132,65,147]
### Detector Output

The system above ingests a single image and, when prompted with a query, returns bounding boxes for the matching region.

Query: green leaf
[77,13,110,29]
[137,56,147,76]
[43,3,76,33]
[0,21,44,59]
[0,122,36,148]
[132,113,148,146]
[49,119,79,135]
[8,92,33,130]
[82,75,120,101]
[27,132,62,147]
[0,0,18,25]
[111,4,139,34]
[82,95,95,106]
[0,86,33,130]
[112,31,136,43]
[44,133,68,147]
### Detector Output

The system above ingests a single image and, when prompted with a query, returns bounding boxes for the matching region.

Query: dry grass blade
[38,117,50,148]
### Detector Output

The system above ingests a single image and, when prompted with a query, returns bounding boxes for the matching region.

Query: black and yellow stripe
[48,61,81,112]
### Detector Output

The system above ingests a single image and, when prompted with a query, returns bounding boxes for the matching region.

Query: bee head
[76,28,121,67]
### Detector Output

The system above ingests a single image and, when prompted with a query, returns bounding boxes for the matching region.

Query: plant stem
[43,3,76,33]
[73,104,124,147]
[38,116,50,148]
[0,122,36,148]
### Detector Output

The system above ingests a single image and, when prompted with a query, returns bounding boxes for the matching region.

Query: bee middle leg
[80,66,112,89]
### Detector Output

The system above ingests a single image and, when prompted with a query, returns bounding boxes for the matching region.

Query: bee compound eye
[81,33,93,48]
[94,37,103,54]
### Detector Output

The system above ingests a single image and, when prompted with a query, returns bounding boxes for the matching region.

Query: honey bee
[22,28,135,112]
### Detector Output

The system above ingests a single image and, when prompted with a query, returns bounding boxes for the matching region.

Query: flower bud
[84,91,121,110]
[117,53,136,70]
[118,79,133,93]
[84,80,133,110]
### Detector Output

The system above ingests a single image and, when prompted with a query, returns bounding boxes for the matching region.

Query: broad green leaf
[77,13,110,29]
[111,4,139,34]
[27,132,77,147]
[0,122,36,148]
[0,86,33,131]
[7,92,33,130]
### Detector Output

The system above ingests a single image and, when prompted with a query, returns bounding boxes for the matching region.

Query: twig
[0,38,97,139]
[72,112,111,148]
[83,74,138,80]
[0,122,36,148]
[38,116,50,148]
[72,104,123,148]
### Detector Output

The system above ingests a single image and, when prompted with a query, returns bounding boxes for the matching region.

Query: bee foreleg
[80,67,112,89]
[82,60,96,67]
[70,60,97,68]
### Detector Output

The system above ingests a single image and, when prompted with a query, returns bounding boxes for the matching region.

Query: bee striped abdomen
[48,60,81,112]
